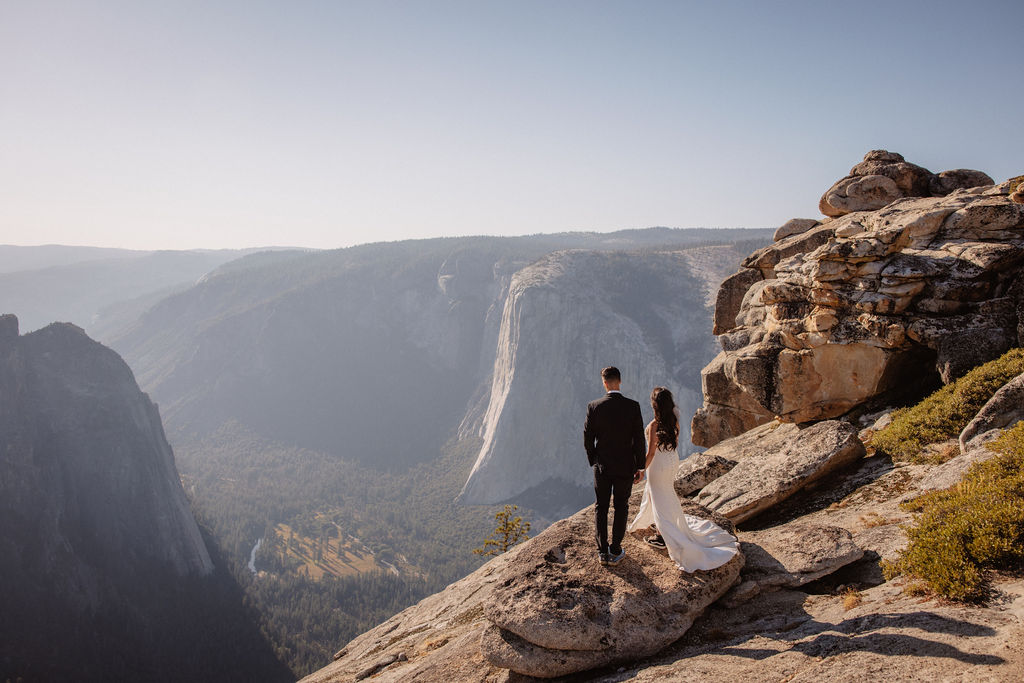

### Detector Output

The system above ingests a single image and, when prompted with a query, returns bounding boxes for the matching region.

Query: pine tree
[474,504,531,556]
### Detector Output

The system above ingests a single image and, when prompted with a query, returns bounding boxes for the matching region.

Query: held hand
[633,469,645,483]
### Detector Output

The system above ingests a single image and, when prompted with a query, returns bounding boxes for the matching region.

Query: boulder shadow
[716,610,1002,666]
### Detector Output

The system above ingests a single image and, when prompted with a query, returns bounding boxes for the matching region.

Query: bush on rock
[883,421,1024,600]
[871,347,1024,461]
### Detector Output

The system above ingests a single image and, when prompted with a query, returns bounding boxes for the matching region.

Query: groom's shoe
[598,552,609,566]
[607,549,625,566]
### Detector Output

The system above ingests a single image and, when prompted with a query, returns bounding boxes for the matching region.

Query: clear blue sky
[2,0,1022,250]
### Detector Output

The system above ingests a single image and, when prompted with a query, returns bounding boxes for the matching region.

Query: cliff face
[0,315,212,592]
[458,250,714,511]
[0,314,288,682]
[108,242,526,470]
[693,152,1023,446]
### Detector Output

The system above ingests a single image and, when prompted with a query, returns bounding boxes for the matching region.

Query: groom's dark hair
[601,366,621,382]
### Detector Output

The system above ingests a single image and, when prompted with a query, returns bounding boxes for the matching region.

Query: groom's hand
[633,469,644,483]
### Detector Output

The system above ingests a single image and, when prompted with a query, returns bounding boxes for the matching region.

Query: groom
[583,366,646,566]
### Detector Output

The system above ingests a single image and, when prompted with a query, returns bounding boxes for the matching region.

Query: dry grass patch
[842,588,863,610]
[883,422,1024,600]
[872,347,1024,462]
[916,440,960,465]
[859,512,890,528]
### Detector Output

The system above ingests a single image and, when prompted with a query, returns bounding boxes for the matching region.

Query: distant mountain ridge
[0,244,148,273]
[0,245,297,335]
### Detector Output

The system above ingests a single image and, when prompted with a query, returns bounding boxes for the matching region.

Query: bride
[627,386,739,572]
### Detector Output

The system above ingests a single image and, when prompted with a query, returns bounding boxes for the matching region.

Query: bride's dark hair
[651,386,678,451]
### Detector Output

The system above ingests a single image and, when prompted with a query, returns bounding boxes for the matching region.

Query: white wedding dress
[627,429,739,572]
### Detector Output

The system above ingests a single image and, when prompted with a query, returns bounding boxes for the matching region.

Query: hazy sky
[2,1,1022,250]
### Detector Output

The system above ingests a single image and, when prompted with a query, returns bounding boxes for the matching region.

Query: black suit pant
[593,468,633,555]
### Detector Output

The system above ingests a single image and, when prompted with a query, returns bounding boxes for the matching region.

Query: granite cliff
[0,314,288,682]
[458,248,729,512]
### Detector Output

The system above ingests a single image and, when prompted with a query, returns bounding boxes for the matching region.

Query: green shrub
[871,347,1024,461]
[882,421,1024,600]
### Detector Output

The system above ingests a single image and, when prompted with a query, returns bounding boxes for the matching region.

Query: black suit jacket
[583,392,646,478]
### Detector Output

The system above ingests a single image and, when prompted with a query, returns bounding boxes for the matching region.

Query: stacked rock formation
[693,151,1023,446]
[818,150,993,217]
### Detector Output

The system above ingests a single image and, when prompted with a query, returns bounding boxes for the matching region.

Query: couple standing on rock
[584,366,739,570]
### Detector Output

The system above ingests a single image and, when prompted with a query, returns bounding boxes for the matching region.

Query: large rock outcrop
[0,316,212,586]
[695,420,865,523]
[693,153,1023,446]
[480,500,742,678]
[302,496,742,682]
[0,315,288,683]
[818,150,993,217]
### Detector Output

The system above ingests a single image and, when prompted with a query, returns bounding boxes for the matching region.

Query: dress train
[627,446,739,572]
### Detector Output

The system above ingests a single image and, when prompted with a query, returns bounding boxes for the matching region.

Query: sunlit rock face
[459,250,715,512]
[478,501,742,678]
[818,149,993,217]
[693,155,1024,447]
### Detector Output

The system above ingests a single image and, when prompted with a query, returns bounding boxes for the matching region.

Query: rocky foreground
[303,156,1024,682]
[301,418,1024,682]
